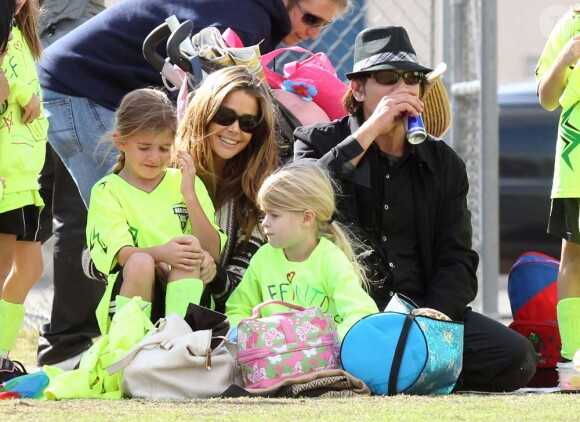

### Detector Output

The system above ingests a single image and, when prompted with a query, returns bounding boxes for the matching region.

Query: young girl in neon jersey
[86,88,225,334]
[226,161,378,339]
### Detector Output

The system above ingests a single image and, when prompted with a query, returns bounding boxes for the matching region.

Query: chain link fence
[274,0,440,79]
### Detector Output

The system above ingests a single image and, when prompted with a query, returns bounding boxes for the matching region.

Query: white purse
[107,311,242,399]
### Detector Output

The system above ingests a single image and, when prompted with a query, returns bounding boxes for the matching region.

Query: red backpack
[507,252,561,387]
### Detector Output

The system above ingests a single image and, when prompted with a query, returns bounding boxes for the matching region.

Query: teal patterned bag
[340,295,463,395]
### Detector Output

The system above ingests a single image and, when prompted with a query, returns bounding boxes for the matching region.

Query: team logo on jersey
[173,202,189,233]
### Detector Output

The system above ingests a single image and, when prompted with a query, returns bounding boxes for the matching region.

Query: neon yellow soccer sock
[115,295,152,320]
[557,297,580,360]
[165,278,204,317]
[0,300,25,352]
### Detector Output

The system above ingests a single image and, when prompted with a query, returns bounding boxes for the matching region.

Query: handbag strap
[388,313,415,396]
[249,300,306,319]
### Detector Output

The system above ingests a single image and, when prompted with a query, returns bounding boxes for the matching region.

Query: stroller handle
[167,20,204,88]
[143,21,183,89]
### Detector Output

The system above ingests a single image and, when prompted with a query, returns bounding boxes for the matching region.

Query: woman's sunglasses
[371,70,425,86]
[295,0,333,28]
[212,106,262,133]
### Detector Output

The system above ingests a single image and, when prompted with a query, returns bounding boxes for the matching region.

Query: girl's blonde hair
[15,0,41,59]
[258,161,369,288]
[175,66,278,240]
[106,88,177,174]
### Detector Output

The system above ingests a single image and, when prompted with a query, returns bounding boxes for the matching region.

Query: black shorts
[0,205,41,241]
[548,198,580,244]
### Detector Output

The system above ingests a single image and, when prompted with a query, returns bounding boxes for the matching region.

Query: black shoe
[0,357,28,383]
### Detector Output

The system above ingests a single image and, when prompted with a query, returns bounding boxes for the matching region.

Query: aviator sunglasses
[371,70,425,86]
[212,106,262,133]
[295,0,333,28]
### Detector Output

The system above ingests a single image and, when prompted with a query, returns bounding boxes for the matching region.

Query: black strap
[388,313,415,395]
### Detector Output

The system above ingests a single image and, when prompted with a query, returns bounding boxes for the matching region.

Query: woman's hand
[21,93,41,124]
[199,250,217,284]
[177,150,197,200]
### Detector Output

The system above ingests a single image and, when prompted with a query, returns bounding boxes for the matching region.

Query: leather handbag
[107,305,242,399]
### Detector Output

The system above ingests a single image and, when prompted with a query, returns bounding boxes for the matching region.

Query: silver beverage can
[405,114,427,145]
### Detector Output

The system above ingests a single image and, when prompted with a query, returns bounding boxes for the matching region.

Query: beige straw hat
[422,62,452,138]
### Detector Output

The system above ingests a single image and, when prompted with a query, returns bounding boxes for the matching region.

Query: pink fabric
[261,47,348,120]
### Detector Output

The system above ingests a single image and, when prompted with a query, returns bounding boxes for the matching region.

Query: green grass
[2,329,578,422]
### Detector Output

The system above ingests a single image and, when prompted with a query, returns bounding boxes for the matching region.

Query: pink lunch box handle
[250,300,306,320]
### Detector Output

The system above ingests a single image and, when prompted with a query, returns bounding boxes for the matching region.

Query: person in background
[35,0,107,371]
[294,25,538,391]
[37,0,350,370]
[0,0,48,382]
[86,88,224,334]
[536,4,580,364]
[175,65,279,311]
[226,161,379,339]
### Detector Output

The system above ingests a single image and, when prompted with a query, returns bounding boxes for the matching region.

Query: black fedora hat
[345,26,432,79]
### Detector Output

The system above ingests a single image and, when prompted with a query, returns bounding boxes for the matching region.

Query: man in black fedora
[294,26,537,391]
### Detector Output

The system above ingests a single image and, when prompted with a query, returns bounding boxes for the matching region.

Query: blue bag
[340,295,463,395]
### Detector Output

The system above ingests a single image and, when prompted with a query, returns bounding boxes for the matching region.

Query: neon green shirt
[0,26,47,213]
[225,237,379,339]
[536,11,580,198]
[87,168,226,333]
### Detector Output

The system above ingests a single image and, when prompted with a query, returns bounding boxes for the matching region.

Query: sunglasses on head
[371,70,425,86]
[295,0,333,28]
[213,106,262,133]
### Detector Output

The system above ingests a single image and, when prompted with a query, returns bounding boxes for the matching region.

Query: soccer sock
[115,295,152,320]
[165,278,204,317]
[0,299,25,354]
[557,297,580,360]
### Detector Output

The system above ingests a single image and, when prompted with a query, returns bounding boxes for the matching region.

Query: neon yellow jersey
[225,237,379,339]
[536,11,580,198]
[0,26,47,213]
[87,168,226,333]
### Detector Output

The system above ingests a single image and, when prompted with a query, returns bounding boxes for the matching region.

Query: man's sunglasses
[212,106,262,133]
[295,0,333,28]
[371,71,426,86]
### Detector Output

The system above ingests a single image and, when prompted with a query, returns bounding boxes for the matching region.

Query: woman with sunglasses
[175,66,279,312]
[294,26,537,392]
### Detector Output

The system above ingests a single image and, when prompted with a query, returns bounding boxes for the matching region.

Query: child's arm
[225,263,263,328]
[177,151,224,261]
[4,62,41,123]
[538,34,580,111]
[536,13,580,111]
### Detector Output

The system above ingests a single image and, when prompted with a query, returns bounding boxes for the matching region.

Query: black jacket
[294,115,479,321]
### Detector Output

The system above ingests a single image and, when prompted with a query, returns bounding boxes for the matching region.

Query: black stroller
[142,16,300,163]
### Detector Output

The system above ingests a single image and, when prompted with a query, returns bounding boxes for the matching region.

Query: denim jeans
[42,87,116,207]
